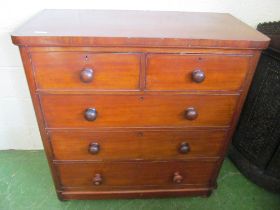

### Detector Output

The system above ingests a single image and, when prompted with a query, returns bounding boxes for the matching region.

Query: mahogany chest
[12,9,269,200]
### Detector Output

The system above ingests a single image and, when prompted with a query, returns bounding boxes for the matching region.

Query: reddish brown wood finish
[61,188,212,200]
[56,160,217,187]
[18,47,63,199]
[32,52,141,90]
[12,10,269,200]
[11,10,269,49]
[40,94,238,128]
[50,130,226,160]
[146,54,251,91]
[209,52,263,188]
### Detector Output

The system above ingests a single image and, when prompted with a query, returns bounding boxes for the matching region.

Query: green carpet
[0,151,279,210]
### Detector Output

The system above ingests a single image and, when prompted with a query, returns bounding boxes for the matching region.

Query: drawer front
[146,54,250,91]
[51,130,226,160]
[57,160,217,187]
[41,94,238,128]
[32,52,141,90]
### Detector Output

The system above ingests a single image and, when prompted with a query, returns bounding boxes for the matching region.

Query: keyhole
[136,132,144,137]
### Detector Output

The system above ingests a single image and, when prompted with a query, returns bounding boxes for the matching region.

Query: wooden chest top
[12,9,269,49]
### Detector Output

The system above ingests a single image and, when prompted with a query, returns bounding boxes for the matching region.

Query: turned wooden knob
[80,68,94,83]
[179,142,190,154]
[89,143,100,154]
[192,69,205,83]
[173,172,183,184]
[185,107,198,120]
[93,173,102,185]
[84,108,97,121]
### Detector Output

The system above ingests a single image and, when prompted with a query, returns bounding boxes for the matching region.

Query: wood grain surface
[146,53,251,91]
[32,52,141,90]
[56,160,218,187]
[11,10,270,49]
[50,130,227,160]
[40,94,238,128]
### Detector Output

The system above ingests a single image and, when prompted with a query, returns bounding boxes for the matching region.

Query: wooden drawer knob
[192,69,205,83]
[93,173,102,185]
[80,68,94,83]
[185,107,198,120]
[89,143,100,154]
[84,108,97,121]
[173,172,183,184]
[179,142,190,154]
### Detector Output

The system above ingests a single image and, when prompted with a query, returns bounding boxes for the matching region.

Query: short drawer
[57,160,217,187]
[50,130,226,160]
[40,94,238,128]
[31,52,141,90]
[146,54,251,91]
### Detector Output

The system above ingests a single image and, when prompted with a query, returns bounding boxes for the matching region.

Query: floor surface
[0,150,279,210]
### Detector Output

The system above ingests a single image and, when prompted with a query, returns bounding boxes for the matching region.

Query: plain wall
[1,0,280,149]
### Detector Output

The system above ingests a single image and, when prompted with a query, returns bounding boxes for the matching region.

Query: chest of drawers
[12,9,269,200]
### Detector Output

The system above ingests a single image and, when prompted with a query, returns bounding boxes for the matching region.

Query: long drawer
[146,53,250,91]
[56,160,217,188]
[31,52,141,90]
[50,130,227,160]
[40,94,238,128]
